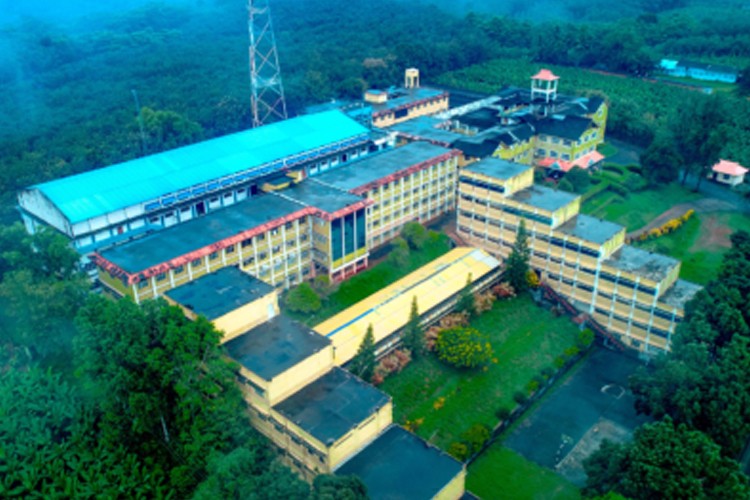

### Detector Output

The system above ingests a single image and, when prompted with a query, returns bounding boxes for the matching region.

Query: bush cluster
[635,209,695,242]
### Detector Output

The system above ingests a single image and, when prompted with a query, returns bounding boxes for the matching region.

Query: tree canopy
[630,231,750,456]
[350,324,376,382]
[506,220,531,293]
[584,418,750,499]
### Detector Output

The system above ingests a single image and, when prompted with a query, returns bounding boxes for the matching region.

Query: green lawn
[467,446,581,500]
[635,213,750,284]
[595,142,618,158]
[284,233,453,326]
[582,183,701,232]
[379,294,580,450]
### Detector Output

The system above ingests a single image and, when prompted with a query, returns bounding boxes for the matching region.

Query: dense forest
[3,0,750,222]
[3,0,750,496]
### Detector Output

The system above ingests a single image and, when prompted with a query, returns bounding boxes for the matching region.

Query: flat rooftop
[659,279,702,309]
[313,142,454,192]
[224,314,331,381]
[280,179,365,214]
[557,214,624,245]
[273,367,390,445]
[464,157,532,180]
[164,267,274,320]
[99,194,301,273]
[28,110,369,223]
[510,185,580,213]
[604,245,680,283]
[388,116,463,145]
[336,425,463,499]
[370,87,446,113]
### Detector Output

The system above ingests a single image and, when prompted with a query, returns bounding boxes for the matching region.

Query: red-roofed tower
[531,69,559,116]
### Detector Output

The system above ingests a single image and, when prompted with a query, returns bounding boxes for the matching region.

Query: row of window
[459,175,505,194]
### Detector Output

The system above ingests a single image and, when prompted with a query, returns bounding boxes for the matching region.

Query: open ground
[502,348,649,485]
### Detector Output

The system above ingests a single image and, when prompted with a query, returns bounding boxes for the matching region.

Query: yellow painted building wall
[534,126,601,164]
[238,344,334,409]
[214,291,280,344]
[551,197,581,228]
[493,140,534,165]
[434,468,467,500]
[248,391,392,477]
[372,96,449,128]
[98,216,314,302]
[328,401,393,468]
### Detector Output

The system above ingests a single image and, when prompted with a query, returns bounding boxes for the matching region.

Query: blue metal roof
[32,110,369,224]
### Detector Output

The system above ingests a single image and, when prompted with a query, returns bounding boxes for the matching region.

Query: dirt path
[626,197,736,241]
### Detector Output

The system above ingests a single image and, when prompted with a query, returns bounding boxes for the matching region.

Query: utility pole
[248,0,287,127]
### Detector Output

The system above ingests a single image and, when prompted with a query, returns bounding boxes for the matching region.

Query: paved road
[680,171,750,214]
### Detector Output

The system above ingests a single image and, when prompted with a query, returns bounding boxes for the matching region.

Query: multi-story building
[17,110,387,252]
[456,157,701,354]
[412,69,608,172]
[311,141,460,248]
[367,69,450,128]
[163,258,466,497]
[95,180,370,302]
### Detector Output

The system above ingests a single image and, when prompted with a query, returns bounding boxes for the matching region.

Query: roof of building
[388,116,462,145]
[312,142,454,193]
[585,96,605,114]
[99,193,302,274]
[532,114,595,141]
[464,158,532,180]
[314,248,500,364]
[335,425,464,500]
[30,110,368,224]
[453,135,502,159]
[532,69,560,81]
[370,87,447,114]
[557,214,624,245]
[279,179,366,214]
[603,245,680,283]
[712,159,748,176]
[273,367,390,445]
[456,107,499,130]
[510,185,580,213]
[164,267,274,320]
[679,59,738,75]
[659,279,702,310]
[225,314,331,381]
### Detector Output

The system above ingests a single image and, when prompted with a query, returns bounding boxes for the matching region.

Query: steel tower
[248,0,287,127]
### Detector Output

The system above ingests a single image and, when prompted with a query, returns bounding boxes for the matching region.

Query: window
[156,273,166,282]
[191,258,201,267]
[173,265,184,274]
[225,245,235,254]
[209,252,218,260]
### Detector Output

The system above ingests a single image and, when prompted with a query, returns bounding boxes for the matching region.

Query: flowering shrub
[636,209,695,242]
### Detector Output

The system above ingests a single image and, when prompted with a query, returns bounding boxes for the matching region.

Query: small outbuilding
[709,159,748,187]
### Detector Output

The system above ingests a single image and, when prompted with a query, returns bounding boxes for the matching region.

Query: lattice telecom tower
[248,0,287,127]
